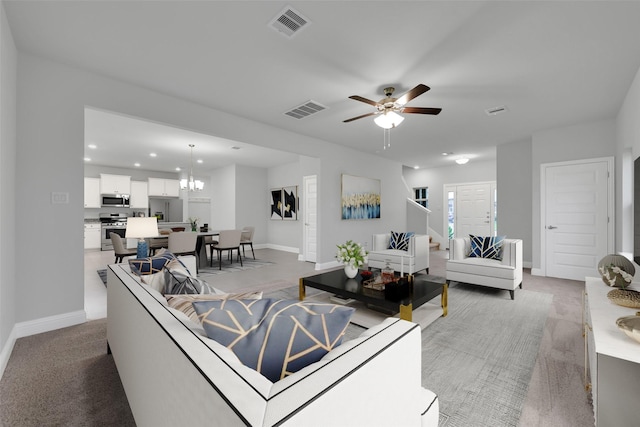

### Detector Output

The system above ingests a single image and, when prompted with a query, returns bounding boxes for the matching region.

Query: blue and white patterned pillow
[468,235,506,260]
[191,298,354,382]
[129,250,177,275]
[389,231,415,251]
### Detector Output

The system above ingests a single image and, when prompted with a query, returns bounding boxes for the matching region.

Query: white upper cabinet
[148,178,180,197]
[84,177,101,208]
[100,174,131,195]
[130,181,149,209]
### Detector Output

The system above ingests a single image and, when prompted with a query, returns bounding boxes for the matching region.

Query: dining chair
[110,232,137,263]
[148,229,171,256]
[168,231,199,272]
[240,226,255,260]
[209,229,243,270]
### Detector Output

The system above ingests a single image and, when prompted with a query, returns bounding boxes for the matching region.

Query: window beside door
[414,187,429,208]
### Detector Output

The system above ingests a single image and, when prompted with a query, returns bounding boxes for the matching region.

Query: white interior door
[303,175,317,263]
[456,183,492,237]
[543,159,612,280]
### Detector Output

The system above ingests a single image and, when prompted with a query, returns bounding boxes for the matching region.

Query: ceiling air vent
[485,105,508,116]
[269,6,310,38]
[284,100,327,119]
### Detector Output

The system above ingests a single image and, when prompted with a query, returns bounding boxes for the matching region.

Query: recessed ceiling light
[87,144,97,149]
[134,163,141,167]
[456,158,470,165]
[197,159,203,164]
[442,152,453,156]
[150,153,157,157]
[413,166,420,170]
[83,157,91,162]
[175,167,181,172]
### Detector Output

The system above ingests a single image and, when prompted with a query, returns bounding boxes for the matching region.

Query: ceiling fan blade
[401,107,442,115]
[343,112,378,123]
[348,95,379,107]
[395,84,430,106]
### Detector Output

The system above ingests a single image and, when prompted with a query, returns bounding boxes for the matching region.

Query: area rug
[422,283,552,427]
[197,258,274,276]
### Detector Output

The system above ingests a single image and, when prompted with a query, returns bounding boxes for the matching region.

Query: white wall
[497,138,533,264]
[210,165,237,231]
[0,1,17,370]
[403,159,497,241]
[530,119,616,271]
[617,64,640,254]
[235,164,268,246]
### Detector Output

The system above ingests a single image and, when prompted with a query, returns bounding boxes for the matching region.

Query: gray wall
[235,164,269,246]
[11,51,407,328]
[0,2,17,361]
[496,138,533,264]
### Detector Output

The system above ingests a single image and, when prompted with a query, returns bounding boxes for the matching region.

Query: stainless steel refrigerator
[149,198,184,222]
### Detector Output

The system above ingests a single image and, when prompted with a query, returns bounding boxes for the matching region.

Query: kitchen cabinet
[84,223,101,249]
[84,177,101,208]
[130,181,149,209]
[584,277,640,426]
[100,173,131,195]
[148,178,180,197]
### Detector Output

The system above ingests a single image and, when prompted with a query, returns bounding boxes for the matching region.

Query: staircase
[429,236,440,251]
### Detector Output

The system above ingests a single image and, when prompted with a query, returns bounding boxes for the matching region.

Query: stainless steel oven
[100,213,129,251]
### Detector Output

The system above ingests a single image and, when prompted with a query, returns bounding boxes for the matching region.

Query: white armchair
[368,233,430,275]
[446,237,523,299]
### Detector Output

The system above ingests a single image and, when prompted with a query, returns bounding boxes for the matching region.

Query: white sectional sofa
[106,259,439,426]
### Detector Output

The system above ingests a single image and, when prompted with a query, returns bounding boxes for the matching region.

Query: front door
[543,158,613,280]
[456,183,493,237]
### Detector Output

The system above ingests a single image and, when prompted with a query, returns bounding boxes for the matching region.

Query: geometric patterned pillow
[191,298,354,382]
[165,292,263,323]
[128,250,177,275]
[468,235,506,260]
[389,231,414,251]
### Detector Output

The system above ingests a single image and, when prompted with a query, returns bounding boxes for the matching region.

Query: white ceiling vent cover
[269,6,310,38]
[284,100,327,119]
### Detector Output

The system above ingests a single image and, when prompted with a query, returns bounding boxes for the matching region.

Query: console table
[584,277,640,426]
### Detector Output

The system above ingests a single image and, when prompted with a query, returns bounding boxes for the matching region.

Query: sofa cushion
[163,259,216,295]
[128,249,178,275]
[191,298,354,382]
[165,292,263,323]
[447,258,517,280]
[468,235,505,260]
[389,231,414,251]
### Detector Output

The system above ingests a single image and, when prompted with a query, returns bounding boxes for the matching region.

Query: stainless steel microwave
[101,195,130,208]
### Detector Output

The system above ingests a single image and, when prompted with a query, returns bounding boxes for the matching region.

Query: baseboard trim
[0,326,17,381]
[15,310,86,339]
[264,243,299,254]
[315,260,341,271]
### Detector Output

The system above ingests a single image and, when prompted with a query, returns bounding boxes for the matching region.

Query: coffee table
[299,269,447,322]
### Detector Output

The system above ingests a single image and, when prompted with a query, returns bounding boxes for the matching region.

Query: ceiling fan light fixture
[374,111,404,129]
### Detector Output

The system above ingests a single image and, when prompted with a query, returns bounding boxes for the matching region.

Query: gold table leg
[298,278,306,301]
[441,283,448,317]
[400,303,413,322]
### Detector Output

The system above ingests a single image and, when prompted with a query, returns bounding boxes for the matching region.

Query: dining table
[194,230,219,268]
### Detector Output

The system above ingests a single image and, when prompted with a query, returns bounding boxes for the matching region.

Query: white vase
[344,264,358,279]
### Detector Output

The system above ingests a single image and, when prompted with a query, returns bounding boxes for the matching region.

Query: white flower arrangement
[336,240,368,267]
[599,264,634,288]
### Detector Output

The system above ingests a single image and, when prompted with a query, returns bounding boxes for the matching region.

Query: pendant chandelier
[180,144,204,191]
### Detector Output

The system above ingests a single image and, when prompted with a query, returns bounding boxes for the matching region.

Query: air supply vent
[269,6,310,38]
[485,105,508,116]
[284,100,327,119]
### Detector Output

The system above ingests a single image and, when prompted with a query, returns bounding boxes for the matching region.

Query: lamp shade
[374,111,404,129]
[125,217,159,239]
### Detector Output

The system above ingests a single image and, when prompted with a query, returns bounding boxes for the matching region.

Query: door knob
[547,225,558,230]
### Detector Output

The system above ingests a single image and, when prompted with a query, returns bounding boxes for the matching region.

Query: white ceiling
[6,1,640,171]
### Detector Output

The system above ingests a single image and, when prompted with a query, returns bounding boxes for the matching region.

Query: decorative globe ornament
[598,254,635,288]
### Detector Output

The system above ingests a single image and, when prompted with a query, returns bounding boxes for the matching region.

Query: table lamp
[126,217,159,259]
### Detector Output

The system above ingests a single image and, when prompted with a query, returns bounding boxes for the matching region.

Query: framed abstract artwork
[282,185,298,221]
[270,188,283,220]
[341,174,380,220]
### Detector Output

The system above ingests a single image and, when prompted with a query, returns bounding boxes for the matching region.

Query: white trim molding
[15,310,86,339]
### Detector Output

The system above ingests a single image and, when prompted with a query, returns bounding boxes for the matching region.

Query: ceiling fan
[343,84,442,129]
